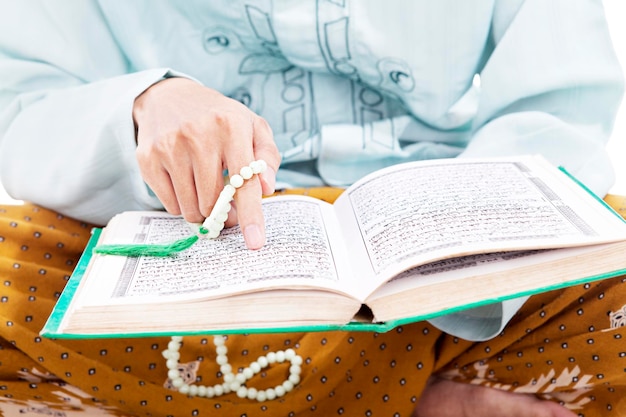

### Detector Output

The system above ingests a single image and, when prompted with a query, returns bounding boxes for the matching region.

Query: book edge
[558,165,626,223]
[40,228,102,337]
[40,265,626,339]
[382,265,626,328]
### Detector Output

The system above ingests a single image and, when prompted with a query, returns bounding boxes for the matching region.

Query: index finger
[227,161,266,250]
[223,126,268,250]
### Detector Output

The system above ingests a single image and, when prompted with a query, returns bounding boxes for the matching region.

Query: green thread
[93,234,200,257]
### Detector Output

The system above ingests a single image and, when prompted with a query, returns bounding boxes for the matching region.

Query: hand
[133,77,281,250]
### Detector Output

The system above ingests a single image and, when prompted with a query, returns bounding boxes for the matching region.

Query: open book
[41,155,626,338]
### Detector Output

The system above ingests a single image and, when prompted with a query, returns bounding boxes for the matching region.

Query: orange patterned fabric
[1,190,625,416]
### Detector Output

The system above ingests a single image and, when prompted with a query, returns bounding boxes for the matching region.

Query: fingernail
[261,167,276,195]
[244,224,265,250]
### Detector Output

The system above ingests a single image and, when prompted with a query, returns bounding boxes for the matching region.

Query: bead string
[93,160,268,257]
[163,335,303,401]
[193,159,267,239]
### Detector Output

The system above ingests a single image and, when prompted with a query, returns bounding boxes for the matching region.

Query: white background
[0,1,624,203]
[604,0,626,194]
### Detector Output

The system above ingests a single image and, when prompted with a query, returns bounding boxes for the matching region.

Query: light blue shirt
[0,0,623,340]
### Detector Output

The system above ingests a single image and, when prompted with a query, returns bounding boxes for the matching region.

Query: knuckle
[210,110,236,132]
[209,108,253,140]
[255,116,272,133]
[135,145,150,165]
[178,119,201,141]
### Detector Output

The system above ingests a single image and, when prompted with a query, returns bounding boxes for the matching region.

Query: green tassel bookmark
[93,233,202,257]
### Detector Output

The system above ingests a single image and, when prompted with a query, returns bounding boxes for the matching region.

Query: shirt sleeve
[461,0,624,198]
[429,0,624,341]
[0,1,174,225]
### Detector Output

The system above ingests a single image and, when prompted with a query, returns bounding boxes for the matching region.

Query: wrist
[132,77,198,140]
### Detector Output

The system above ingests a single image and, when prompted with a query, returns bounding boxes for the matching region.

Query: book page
[366,244,607,301]
[74,196,355,307]
[333,155,626,286]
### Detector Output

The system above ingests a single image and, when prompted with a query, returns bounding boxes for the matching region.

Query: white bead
[288,374,300,385]
[213,336,225,346]
[168,351,180,360]
[222,185,236,198]
[229,174,244,188]
[213,384,224,396]
[236,387,248,398]
[247,387,258,400]
[171,336,183,343]
[292,355,303,366]
[214,194,233,213]
[257,356,268,367]
[216,345,228,356]
[265,388,276,400]
[207,214,224,232]
[214,198,231,214]
[167,341,180,351]
[235,373,246,384]
[216,211,228,223]
[256,159,267,172]
[256,390,267,402]
[250,362,261,373]
[276,351,285,363]
[266,352,276,363]
[167,369,180,379]
[197,385,207,397]
[240,166,253,180]
[282,380,294,392]
[274,385,286,397]
[206,386,215,398]
[179,384,190,395]
[249,160,263,174]
[220,363,232,374]
[172,377,184,388]
[165,358,178,369]
[223,373,234,383]
[229,381,241,391]
[208,220,224,233]
[216,355,228,365]
[188,385,198,396]
[284,349,296,360]
[201,211,224,239]
[290,364,301,375]
[242,367,254,379]
[221,383,231,394]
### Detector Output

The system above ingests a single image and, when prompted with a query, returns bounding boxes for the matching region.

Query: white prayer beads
[194,160,267,239]
[163,335,303,401]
